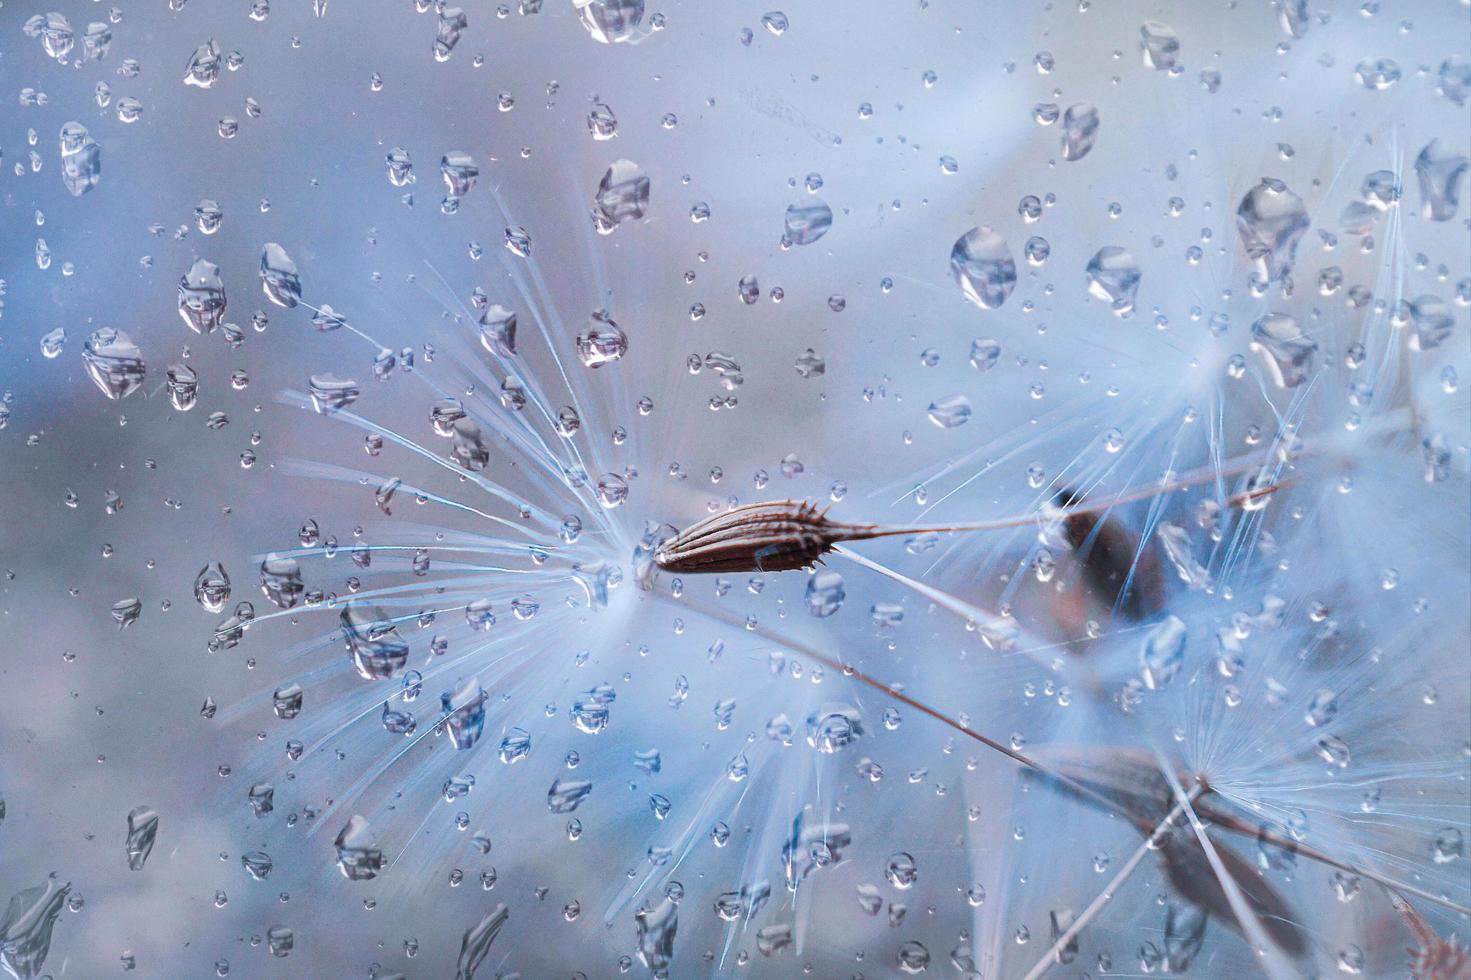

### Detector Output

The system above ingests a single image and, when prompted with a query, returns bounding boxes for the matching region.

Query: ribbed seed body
[653,500,876,574]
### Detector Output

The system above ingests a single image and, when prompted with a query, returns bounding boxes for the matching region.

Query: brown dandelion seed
[653,499,885,574]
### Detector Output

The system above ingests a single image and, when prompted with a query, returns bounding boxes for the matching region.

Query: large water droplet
[1236,177,1309,283]
[479,305,517,357]
[434,7,469,61]
[58,122,100,197]
[193,563,231,612]
[1139,615,1187,690]
[950,226,1016,310]
[83,328,145,399]
[574,0,644,43]
[1139,22,1179,70]
[125,806,158,870]
[23,13,75,61]
[1407,295,1454,351]
[927,393,972,428]
[575,312,628,368]
[1061,103,1099,161]
[440,150,478,199]
[259,243,301,308]
[0,877,70,979]
[805,570,845,617]
[183,39,222,89]
[259,555,304,609]
[783,200,832,245]
[334,815,385,880]
[342,602,409,680]
[592,159,649,233]
[1415,139,1467,222]
[1085,246,1141,316]
[1249,313,1317,388]
[308,374,360,414]
[442,679,487,749]
[178,258,227,334]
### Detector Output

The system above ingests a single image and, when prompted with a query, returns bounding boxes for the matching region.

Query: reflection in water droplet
[308,374,360,414]
[178,258,227,334]
[125,806,158,870]
[576,313,628,368]
[260,243,301,308]
[1140,21,1179,70]
[574,0,644,44]
[434,7,469,61]
[59,122,100,197]
[804,571,845,617]
[259,555,304,609]
[1084,246,1141,316]
[1236,177,1309,283]
[1249,313,1317,388]
[334,815,385,880]
[340,605,406,684]
[591,159,649,233]
[479,304,517,357]
[0,877,70,979]
[83,328,146,400]
[194,563,231,612]
[184,39,222,88]
[1415,139,1468,222]
[1139,615,1186,690]
[950,226,1016,310]
[927,393,972,428]
[783,200,832,245]
[1061,103,1099,161]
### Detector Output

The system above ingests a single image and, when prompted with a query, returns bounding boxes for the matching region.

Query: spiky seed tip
[1398,896,1471,980]
[654,500,878,574]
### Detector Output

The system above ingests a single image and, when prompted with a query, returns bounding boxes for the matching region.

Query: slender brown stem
[649,588,1471,922]
[656,587,1126,817]
[1195,796,1471,917]
[850,449,1284,542]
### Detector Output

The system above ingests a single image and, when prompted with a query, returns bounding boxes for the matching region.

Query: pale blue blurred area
[0,0,1468,977]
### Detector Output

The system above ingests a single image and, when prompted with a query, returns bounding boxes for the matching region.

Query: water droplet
[1353,57,1400,89]
[804,571,845,617]
[308,374,360,414]
[574,0,644,44]
[479,305,517,357]
[58,122,100,197]
[1139,615,1187,690]
[783,200,832,245]
[334,815,385,880]
[1139,21,1179,70]
[194,563,231,612]
[576,312,628,368]
[950,226,1016,310]
[1236,177,1309,282]
[1415,139,1468,222]
[1249,313,1317,388]
[124,806,158,870]
[1085,246,1141,315]
[178,259,227,334]
[592,159,649,233]
[259,243,301,308]
[434,7,469,61]
[927,393,971,428]
[806,703,862,752]
[1061,103,1099,161]
[83,328,145,400]
[183,39,222,89]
